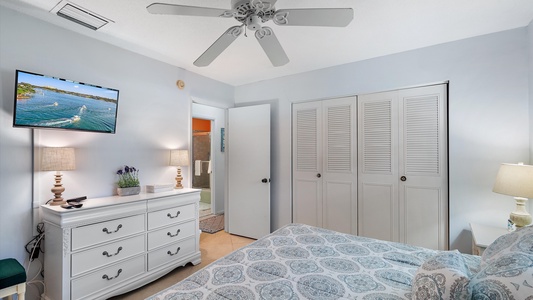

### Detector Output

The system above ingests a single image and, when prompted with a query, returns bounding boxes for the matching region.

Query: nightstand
[470,223,509,255]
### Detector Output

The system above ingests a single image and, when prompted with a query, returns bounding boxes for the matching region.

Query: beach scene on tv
[15,71,119,133]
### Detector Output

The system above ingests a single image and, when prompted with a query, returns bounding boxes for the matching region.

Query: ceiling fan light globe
[247,15,262,31]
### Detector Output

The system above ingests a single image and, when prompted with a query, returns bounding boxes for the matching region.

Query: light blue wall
[235,28,531,253]
[0,7,233,299]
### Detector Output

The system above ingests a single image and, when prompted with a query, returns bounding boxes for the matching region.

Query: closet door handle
[261,178,268,183]
[400,176,407,182]
[317,173,322,178]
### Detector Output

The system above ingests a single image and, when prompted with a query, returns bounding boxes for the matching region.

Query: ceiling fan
[147,0,354,67]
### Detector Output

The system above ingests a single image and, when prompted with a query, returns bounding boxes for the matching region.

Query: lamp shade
[493,163,533,198]
[170,149,189,167]
[41,147,76,171]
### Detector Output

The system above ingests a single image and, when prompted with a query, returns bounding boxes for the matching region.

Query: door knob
[317,173,322,178]
[261,178,268,183]
[400,176,407,181]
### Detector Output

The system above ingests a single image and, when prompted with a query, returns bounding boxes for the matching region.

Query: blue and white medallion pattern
[150,224,533,300]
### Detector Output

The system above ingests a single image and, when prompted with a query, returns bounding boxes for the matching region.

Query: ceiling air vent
[55,3,109,30]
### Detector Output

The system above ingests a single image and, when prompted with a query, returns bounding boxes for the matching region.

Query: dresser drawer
[148,203,195,230]
[71,255,145,300]
[71,234,145,277]
[148,237,196,271]
[72,214,145,251]
[148,220,195,250]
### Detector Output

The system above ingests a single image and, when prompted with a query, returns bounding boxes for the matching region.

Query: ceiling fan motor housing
[232,0,276,24]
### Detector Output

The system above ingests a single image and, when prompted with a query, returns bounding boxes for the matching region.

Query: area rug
[199,214,224,234]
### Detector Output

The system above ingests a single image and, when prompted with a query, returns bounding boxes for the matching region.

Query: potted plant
[116,165,140,196]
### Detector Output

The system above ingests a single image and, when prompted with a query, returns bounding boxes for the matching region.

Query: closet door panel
[293,102,322,226]
[322,98,357,234]
[323,181,355,234]
[403,186,443,249]
[293,179,322,227]
[358,92,399,242]
[398,85,448,250]
[359,183,396,242]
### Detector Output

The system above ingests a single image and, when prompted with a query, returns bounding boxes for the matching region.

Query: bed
[147,223,533,300]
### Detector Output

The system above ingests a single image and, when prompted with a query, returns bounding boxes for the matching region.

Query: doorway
[192,118,212,218]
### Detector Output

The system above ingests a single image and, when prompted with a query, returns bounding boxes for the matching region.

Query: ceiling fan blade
[273,8,354,27]
[147,3,231,17]
[255,27,289,67]
[194,26,243,67]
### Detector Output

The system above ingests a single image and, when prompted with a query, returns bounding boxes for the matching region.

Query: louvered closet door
[358,84,448,250]
[292,97,357,234]
[293,101,323,228]
[358,91,400,242]
[398,85,448,250]
[321,98,357,234]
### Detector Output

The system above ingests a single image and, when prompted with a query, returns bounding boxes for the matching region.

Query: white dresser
[41,189,201,300]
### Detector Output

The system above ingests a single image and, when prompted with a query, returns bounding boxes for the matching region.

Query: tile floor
[199,202,211,218]
[109,230,255,299]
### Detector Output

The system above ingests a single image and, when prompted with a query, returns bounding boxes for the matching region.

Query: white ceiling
[2,0,533,86]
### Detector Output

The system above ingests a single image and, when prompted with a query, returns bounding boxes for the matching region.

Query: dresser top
[41,188,201,214]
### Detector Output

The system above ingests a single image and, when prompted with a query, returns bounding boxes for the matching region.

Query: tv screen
[13,70,119,133]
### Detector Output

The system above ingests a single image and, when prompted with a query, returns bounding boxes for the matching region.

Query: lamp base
[50,173,66,206]
[510,197,532,227]
[175,167,183,189]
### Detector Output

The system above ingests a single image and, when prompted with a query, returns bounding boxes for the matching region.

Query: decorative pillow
[470,252,533,299]
[411,250,472,300]
[481,225,533,268]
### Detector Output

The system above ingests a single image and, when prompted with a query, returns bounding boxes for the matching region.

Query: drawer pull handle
[167,247,181,256]
[102,224,122,234]
[102,268,122,281]
[167,229,181,237]
[167,211,181,219]
[102,246,123,257]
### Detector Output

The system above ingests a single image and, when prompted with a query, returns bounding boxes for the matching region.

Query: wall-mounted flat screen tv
[13,70,119,133]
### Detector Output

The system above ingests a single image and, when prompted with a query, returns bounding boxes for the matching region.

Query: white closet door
[292,97,357,235]
[358,84,448,250]
[292,101,323,227]
[322,98,357,234]
[358,91,399,242]
[398,85,448,250]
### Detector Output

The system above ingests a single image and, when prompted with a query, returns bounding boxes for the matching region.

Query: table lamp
[493,162,533,227]
[41,147,76,206]
[170,149,189,189]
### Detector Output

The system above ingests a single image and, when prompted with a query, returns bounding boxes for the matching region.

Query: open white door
[227,104,271,239]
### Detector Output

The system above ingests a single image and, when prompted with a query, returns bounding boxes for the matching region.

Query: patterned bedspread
[147,223,481,300]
